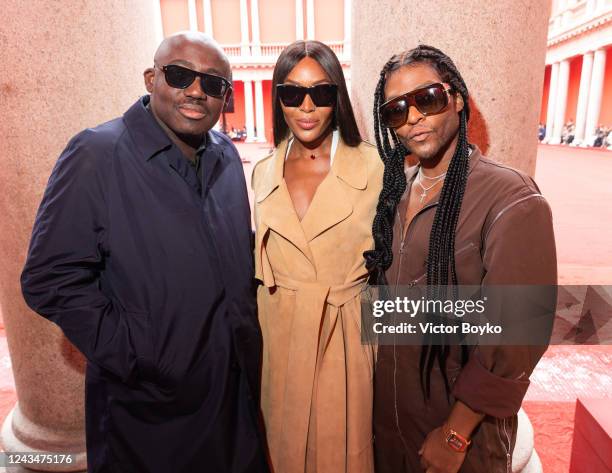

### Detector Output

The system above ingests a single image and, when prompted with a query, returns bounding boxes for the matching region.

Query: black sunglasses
[156,64,231,98]
[276,84,338,107]
[379,83,452,128]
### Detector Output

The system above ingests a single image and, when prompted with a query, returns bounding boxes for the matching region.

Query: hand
[418,426,467,473]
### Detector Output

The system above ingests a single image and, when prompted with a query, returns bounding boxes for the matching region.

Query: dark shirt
[21,96,268,473]
[193,138,206,189]
[146,101,206,191]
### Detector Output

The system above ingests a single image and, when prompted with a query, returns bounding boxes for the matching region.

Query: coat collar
[255,136,369,270]
[255,135,368,204]
[123,95,222,163]
[123,96,172,160]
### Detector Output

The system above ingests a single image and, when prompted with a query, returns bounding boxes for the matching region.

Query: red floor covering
[523,401,576,472]
[0,144,611,472]
[523,345,612,472]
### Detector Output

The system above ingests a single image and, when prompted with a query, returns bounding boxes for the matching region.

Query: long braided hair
[364,45,471,400]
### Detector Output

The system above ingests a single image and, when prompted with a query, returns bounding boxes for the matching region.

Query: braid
[420,110,470,400]
[365,44,473,401]
[406,46,471,401]
[364,58,408,285]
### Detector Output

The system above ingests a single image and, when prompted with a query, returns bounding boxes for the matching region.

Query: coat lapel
[300,138,367,242]
[255,140,314,265]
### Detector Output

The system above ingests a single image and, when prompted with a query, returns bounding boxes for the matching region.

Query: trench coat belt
[272,273,367,469]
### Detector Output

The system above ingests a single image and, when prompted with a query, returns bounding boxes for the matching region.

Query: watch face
[447,433,466,452]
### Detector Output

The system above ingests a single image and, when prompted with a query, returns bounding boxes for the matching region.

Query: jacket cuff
[452,351,530,418]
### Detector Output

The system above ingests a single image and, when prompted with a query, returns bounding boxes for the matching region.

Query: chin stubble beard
[412,128,459,163]
[401,138,437,162]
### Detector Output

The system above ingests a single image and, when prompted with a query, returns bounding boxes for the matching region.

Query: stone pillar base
[1,404,86,472]
[512,408,542,473]
[519,450,543,473]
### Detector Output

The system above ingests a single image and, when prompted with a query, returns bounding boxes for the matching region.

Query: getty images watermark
[361,285,612,346]
[371,293,496,336]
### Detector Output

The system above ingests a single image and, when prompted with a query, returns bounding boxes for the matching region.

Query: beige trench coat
[251,137,383,473]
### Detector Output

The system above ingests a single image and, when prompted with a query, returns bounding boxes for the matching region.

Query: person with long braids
[252,40,382,473]
[365,45,557,473]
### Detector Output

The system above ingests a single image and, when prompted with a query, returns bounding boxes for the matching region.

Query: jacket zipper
[395,202,438,289]
[397,213,476,290]
[391,199,438,453]
[497,417,513,473]
[391,197,476,450]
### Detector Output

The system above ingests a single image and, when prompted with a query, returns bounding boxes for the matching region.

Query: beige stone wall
[350,0,551,175]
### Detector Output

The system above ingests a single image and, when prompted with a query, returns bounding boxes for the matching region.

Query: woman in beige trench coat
[251,40,383,473]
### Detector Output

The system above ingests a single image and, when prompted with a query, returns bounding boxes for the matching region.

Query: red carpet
[524,401,576,472]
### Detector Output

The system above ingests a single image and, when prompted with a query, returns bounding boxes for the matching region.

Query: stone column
[0,1,158,471]
[187,0,198,31]
[244,80,256,142]
[153,0,165,45]
[296,0,305,40]
[250,0,262,56]
[574,52,594,145]
[584,48,607,145]
[306,0,315,40]
[351,0,551,175]
[343,0,352,58]
[550,59,570,144]
[239,0,250,56]
[544,62,560,143]
[254,80,267,143]
[202,0,214,36]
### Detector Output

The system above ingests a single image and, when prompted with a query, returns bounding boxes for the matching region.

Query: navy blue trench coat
[21,97,269,473]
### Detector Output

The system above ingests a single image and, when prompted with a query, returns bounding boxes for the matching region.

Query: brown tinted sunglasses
[379,83,452,128]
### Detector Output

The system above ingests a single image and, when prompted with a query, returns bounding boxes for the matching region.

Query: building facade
[159,0,351,144]
[541,0,612,145]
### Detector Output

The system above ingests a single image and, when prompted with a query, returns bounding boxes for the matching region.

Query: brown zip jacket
[374,145,557,473]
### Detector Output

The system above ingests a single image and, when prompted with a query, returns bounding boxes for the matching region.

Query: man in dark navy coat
[21,32,269,473]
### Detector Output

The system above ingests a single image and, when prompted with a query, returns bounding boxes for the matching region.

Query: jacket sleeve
[21,131,139,384]
[452,194,557,417]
